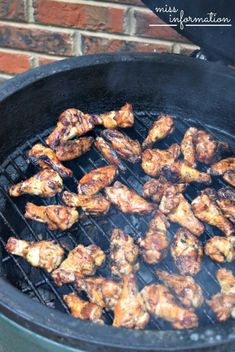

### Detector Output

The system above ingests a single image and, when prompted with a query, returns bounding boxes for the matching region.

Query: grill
[0,108,234,331]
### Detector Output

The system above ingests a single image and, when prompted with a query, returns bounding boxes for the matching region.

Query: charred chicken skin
[141,144,180,178]
[6,237,64,272]
[138,211,170,264]
[156,270,204,308]
[75,277,122,310]
[105,181,156,214]
[93,103,134,129]
[9,169,63,198]
[54,137,94,161]
[46,108,94,149]
[77,165,118,196]
[28,143,72,178]
[141,284,199,329]
[63,293,103,324]
[52,244,105,286]
[113,273,150,329]
[142,114,175,149]
[110,228,139,277]
[180,127,197,167]
[223,171,235,187]
[25,202,79,231]
[216,187,235,224]
[171,228,203,276]
[95,137,126,171]
[209,158,235,186]
[101,129,142,164]
[205,236,235,263]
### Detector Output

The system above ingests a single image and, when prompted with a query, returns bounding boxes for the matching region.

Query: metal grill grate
[0,110,234,330]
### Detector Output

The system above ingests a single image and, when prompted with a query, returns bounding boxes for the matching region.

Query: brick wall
[0,0,197,83]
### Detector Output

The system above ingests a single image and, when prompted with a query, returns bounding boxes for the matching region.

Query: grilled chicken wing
[75,277,122,310]
[156,270,204,308]
[143,176,186,203]
[63,293,103,324]
[141,284,198,329]
[28,144,72,178]
[6,237,64,272]
[9,169,63,198]
[223,171,235,187]
[180,127,197,167]
[101,129,141,163]
[105,181,155,214]
[93,103,134,129]
[95,137,126,171]
[205,236,235,263]
[77,165,118,196]
[138,211,170,264]
[46,108,94,148]
[52,244,105,286]
[110,228,139,277]
[159,186,204,236]
[25,202,79,231]
[142,114,174,149]
[141,144,180,177]
[217,268,235,295]
[192,189,234,236]
[216,187,235,223]
[209,158,235,186]
[62,191,110,215]
[171,228,203,276]
[54,137,94,161]
[113,273,150,329]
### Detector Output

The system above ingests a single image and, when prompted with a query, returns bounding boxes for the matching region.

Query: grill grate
[0,110,234,330]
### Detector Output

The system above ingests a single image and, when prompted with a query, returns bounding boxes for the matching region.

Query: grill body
[0,53,235,352]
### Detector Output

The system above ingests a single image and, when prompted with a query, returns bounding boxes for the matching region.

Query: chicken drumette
[6,237,64,272]
[54,137,94,161]
[113,273,150,329]
[217,268,235,295]
[138,211,170,264]
[93,103,134,129]
[95,137,126,171]
[9,169,63,198]
[52,244,105,286]
[46,108,94,148]
[142,114,174,149]
[156,270,204,308]
[209,157,235,187]
[110,228,139,277]
[28,143,72,178]
[180,127,197,167]
[141,284,198,329]
[171,228,203,276]
[25,202,79,231]
[223,171,235,187]
[77,165,118,196]
[204,236,235,263]
[105,181,155,214]
[216,187,235,224]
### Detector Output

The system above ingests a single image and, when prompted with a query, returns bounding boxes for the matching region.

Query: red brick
[102,0,143,5]
[81,35,172,55]
[0,51,31,74]
[38,56,63,66]
[35,0,125,34]
[0,24,73,56]
[0,0,26,21]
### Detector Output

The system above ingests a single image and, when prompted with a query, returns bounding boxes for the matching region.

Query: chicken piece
[216,187,235,223]
[141,144,180,177]
[159,187,204,236]
[141,284,198,329]
[9,169,63,198]
[52,244,105,286]
[54,137,94,161]
[6,237,64,273]
[180,127,197,167]
[46,108,94,148]
[142,114,174,149]
[77,165,118,196]
[209,158,235,181]
[101,129,141,164]
[63,293,103,324]
[143,176,187,203]
[113,273,149,329]
[25,202,79,231]
[217,268,235,294]
[207,292,235,321]
[28,144,72,178]
[163,161,211,185]
[105,181,156,214]
[110,228,139,277]
[192,189,234,236]
[223,171,235,187]
[75,277,122,310]
[95,137,126,172]
[205,236,235,263]
[62,191,110,215]
[138,211,170,264]
[171,228,203,276]
[93,103,134,129]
